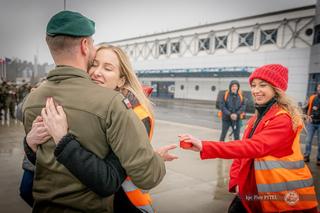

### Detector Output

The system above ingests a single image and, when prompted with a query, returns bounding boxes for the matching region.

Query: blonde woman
[25,44,177,213]
[180,64,318,213]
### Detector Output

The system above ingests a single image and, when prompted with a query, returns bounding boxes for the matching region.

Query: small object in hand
[180,140,193,149]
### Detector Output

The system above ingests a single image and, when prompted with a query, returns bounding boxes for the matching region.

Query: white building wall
[108,6,315,103]
[140,77,250,101]
[140,47,310,102]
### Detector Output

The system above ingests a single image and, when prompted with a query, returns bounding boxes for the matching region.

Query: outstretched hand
[41,97,68,144]
[155,144,178,161]
[178,134,202,152]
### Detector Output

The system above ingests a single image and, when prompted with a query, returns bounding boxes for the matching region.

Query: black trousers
[114,187,141,213]
[219,119,241,141]
[228,196,247,213]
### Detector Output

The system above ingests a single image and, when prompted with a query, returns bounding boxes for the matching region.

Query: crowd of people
[0,80,31,120]
[1,10,318,213]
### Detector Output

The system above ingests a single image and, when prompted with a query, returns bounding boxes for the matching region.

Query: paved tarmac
[0,99,319,213]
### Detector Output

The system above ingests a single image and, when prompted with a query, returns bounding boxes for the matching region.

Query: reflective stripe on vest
[254,160,305,170]
[121,105,155,213]
[122,178,154,213]
[254,109,318,212]
[257,178,314,192]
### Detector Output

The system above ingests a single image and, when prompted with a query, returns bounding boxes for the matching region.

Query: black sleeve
[141,117,151,136]
[54,134,127,197]
[23,136,36,165]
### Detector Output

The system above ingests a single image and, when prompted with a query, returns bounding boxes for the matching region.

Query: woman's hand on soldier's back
[26,116,51,152]
[41,97,68,145]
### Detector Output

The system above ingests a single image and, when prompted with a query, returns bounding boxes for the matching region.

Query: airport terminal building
[107,5,318,104]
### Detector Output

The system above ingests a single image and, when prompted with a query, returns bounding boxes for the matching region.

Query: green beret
[47,10,95,37]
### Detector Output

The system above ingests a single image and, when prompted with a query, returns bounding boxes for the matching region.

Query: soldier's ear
[80,38,89,56]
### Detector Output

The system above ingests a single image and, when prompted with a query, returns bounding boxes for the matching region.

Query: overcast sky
[0,0,316,64]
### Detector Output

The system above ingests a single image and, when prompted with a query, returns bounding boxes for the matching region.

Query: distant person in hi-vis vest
[218,80,246,141]
[303,82,320,166]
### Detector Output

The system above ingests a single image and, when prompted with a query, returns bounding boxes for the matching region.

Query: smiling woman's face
[250,78,275,105]
[88,48,125,89]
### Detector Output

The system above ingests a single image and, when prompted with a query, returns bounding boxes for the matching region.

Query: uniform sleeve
[106,94,165,190]
[200,114,295,159]
[54,134,127,197]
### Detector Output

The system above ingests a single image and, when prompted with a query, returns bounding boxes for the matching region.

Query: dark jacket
[219,80,246,121]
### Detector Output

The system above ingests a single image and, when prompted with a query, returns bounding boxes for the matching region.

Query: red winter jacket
[200,104,299,213]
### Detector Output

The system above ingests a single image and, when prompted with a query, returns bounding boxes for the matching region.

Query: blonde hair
[96,44,154,118]
[273,87,304,130]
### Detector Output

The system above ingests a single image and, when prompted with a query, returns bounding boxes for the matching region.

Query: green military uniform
[22,11,165,213]
[18,84,29,103]
[0,82,9,119]
[7,84,17,119]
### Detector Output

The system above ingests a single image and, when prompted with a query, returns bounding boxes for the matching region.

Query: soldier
[0,82,3,119]
[0,81,9,120]
[18,82,29,103]
[22,10,165,212]
[7,82,18,119]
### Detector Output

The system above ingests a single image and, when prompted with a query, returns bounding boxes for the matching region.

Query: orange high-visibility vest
[133,104,154,140]
[218,90,246,119]
[122,104,155,213]
[307,94,317,116]
[254,110,318,212]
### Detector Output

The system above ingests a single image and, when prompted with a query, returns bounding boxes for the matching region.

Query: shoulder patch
[122,98,132,109]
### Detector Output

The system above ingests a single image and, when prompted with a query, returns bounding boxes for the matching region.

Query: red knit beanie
[249,64,288,91]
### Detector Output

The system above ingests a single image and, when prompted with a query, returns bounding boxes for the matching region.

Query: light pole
[64,0,66,10]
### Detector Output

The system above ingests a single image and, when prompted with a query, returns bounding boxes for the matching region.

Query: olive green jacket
[22,66,165,213]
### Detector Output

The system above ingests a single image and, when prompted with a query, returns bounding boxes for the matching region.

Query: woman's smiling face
[88,48,125,89]
[250,78,275,105]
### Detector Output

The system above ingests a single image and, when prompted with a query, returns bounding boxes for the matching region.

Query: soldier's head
[46,11,96,70]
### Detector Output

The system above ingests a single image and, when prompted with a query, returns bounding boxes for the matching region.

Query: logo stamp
[284,191,299,206]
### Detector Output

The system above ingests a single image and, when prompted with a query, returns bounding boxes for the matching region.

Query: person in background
[0,81,9,120]
[180,64,318,213]
[218,80,246,141]
[303,82,320,166]
[7,82,18,119]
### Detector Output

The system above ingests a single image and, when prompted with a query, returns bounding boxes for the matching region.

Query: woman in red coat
[180,64,318,213]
